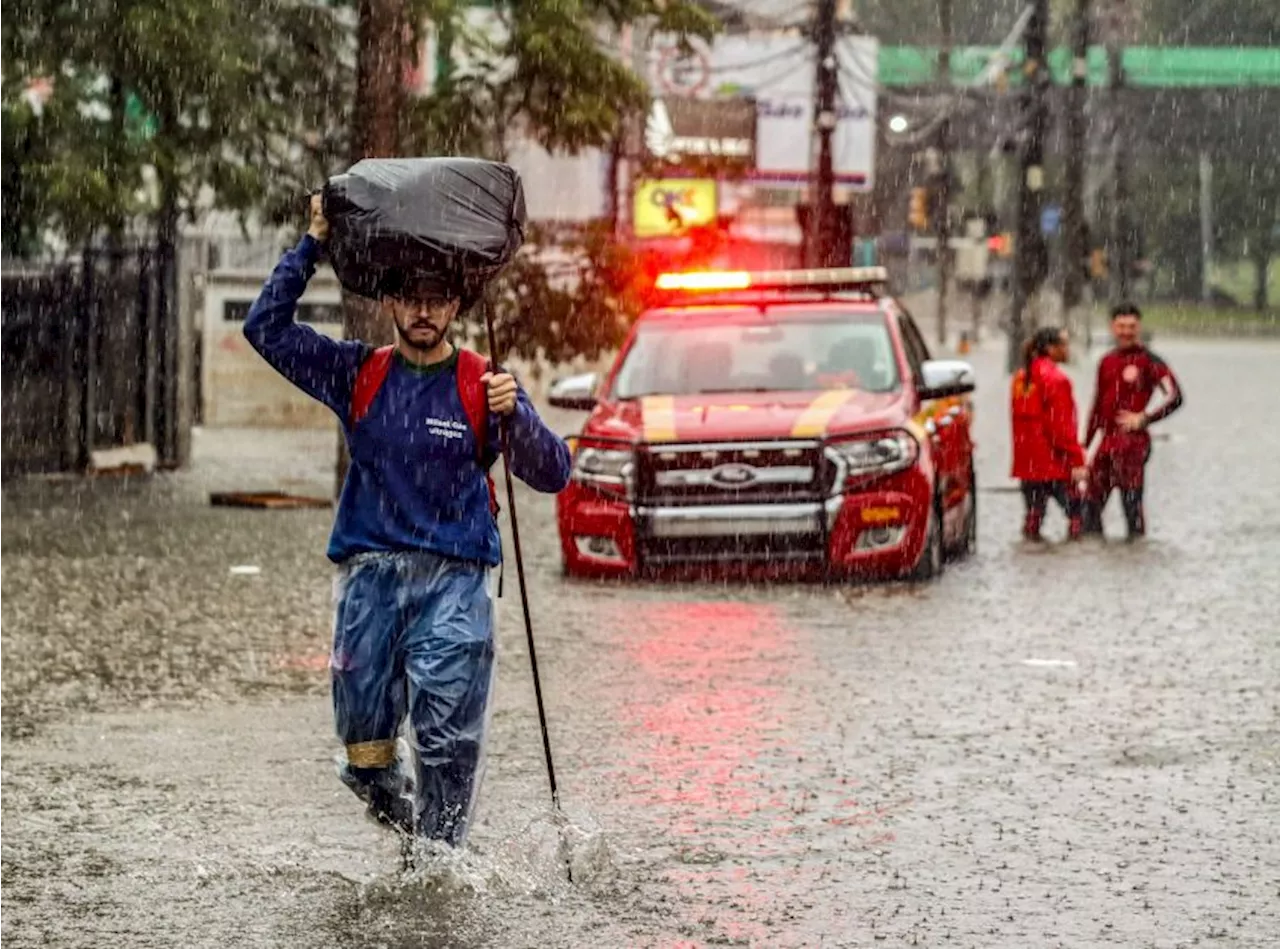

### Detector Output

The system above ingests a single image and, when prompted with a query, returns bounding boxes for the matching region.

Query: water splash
[364,808,619,902]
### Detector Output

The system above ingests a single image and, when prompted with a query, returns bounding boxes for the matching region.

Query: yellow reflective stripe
[790,390,855,438]
[346,740,396,768]
[642,396,678,442]
[905,418,929,442]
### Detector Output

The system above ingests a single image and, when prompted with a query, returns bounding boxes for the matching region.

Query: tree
[405,0,715,156]
[2,0,351,255]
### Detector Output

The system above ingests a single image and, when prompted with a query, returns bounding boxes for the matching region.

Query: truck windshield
[612,312,899,399]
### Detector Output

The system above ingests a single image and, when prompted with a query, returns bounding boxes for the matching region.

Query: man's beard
[395,320,445,352]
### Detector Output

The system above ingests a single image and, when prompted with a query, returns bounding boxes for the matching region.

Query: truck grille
[635,440,834,507]
[641,533,825,567]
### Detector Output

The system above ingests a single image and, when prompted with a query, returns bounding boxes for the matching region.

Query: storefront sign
[644,98,756,172]
[633,179,718,238]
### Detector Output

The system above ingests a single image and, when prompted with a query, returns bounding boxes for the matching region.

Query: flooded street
[4,335,1279,948]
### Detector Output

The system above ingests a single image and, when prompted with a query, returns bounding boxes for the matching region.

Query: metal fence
[2,246,184,476]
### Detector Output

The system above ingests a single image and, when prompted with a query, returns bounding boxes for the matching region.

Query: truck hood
[585,390,907,443]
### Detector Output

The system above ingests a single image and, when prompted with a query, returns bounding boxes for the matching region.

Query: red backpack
[349,345,499,516]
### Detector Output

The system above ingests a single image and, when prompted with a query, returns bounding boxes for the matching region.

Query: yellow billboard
[633,179,717,238]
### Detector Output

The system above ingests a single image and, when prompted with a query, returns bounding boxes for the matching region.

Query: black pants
[1081,439,1150,538]
[1020,480,1081,539]
[1079,487,1145,537]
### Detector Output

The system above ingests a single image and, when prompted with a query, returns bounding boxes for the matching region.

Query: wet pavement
[3,335,1279,948]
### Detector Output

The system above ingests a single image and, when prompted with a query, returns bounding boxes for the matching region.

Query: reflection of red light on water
[274,652,329,672]
[610,601,793,829]
[593,598,906,943]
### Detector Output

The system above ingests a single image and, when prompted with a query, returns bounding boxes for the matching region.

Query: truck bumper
[557,470,932,581]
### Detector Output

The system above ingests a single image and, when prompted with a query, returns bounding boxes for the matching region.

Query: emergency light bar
[654,267,889,294]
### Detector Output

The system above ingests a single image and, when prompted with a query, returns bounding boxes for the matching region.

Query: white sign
[647,34,878,189]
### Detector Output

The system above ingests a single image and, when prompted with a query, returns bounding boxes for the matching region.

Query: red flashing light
[655,271,752,291]
[654,267,889,294]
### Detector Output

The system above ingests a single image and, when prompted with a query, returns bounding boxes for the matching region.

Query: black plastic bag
[322,158,527,302]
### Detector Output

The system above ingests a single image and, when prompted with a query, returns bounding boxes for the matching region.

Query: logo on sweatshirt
[426,417,468,441]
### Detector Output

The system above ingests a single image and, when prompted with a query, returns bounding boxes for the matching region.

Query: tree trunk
[354,0,410,161]
[1254,234,1272,314]
[337,0,412,490]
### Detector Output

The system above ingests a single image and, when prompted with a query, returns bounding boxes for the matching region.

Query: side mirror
[548,372,599,411]
[918,359,976,400]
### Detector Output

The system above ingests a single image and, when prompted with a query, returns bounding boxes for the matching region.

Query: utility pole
[1008,0,1051,372]
[1062,0,1090,339]
[810,0,839,268]
[1105,1,1130,304]
[935,0,953,347]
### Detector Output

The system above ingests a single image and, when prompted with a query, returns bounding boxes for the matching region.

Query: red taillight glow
[655,271,752,291]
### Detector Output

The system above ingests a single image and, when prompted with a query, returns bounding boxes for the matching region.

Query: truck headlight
[827,431,919,479]
[572,444,635,497]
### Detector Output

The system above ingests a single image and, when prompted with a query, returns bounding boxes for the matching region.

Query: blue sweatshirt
[244,236,571,566]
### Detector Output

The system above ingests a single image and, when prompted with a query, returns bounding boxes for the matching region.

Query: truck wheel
[907,498,944,582]
[951,466,977,560]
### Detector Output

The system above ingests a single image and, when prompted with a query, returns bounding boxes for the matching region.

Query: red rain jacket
[1010,356,1086,481]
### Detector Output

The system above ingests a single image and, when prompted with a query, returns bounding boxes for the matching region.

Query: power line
[701,41,811,75]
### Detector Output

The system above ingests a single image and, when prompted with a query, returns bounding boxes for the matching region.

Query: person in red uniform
[1010,326,1088,541]
[1081,304,1184,539]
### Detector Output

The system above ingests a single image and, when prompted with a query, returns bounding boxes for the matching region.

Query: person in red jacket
[1081,304,1184,539]
[1010,326,1089,541]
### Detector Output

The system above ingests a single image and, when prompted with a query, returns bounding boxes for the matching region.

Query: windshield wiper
[693,387,778,395]
[621,387,791,398]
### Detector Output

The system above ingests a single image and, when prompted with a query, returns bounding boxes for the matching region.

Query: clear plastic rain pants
[330,550,495,847]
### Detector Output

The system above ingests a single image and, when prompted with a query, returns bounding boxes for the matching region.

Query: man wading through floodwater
[245,196,571,851]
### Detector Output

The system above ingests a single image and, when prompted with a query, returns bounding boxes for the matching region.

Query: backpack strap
[455,348,500,517]
[350,345,395,425]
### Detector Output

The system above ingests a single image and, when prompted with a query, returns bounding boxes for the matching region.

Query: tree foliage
[403,0,717,360]
[2,0,353,256]
[5,0,716,349]
[409,0,716,158]
[469,222,644,367]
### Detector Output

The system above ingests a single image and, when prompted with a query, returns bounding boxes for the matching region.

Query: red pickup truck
[550,268,977,582]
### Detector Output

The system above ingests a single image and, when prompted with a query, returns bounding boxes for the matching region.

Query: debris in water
[210,491,332,509]
[229,565,262,576]
[90,443,156,476]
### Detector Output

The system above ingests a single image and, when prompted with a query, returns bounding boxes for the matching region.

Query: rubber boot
[1022,507,1044,542]
[1078,501,1104,537]
[1121,490,1146,540]
[339,763,415,835]
[1067,512,1084,541]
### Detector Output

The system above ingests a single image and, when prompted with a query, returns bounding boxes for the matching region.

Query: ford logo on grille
[709,463,758,488]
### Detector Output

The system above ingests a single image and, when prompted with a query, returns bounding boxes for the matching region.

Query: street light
[888,114,909,134]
